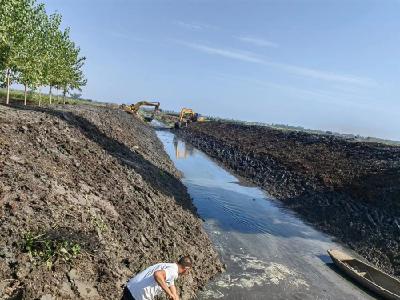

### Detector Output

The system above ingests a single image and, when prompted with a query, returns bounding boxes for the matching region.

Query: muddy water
[156,130,376,300]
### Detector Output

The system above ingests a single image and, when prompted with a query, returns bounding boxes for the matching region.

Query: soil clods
[0,104,222,299]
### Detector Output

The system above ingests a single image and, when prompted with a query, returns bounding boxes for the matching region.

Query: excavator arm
[129,101,160,114]
[121,101,160,122]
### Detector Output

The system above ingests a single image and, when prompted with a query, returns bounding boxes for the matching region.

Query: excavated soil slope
[177,122,400,277]
[0,104,222,300]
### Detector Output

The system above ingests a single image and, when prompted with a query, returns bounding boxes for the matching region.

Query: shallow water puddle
[156,130,376,300]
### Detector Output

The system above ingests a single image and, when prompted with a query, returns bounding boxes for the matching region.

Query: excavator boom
[129,101,160,114]
[121,101,160,122]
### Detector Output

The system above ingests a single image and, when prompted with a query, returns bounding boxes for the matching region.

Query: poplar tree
[17,3,46,105]
[0,0,87,105]
[0,0,34,104]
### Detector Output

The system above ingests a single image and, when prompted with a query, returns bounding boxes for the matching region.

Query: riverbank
[176,121,400,277]
[0,104,222,299]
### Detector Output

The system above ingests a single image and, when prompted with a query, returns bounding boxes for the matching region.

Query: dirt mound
[0,104,222,299]
[176,121,400,277]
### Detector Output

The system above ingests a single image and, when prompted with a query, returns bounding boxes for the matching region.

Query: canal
[156,129,375,300]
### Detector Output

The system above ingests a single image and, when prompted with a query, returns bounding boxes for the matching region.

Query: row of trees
[0,0,86,105]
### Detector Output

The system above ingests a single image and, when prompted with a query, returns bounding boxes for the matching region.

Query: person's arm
[153,270,176,300]
[170,285,180,300]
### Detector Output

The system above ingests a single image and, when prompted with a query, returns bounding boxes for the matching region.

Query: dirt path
[0,104,222,299]
[176,121,400,278]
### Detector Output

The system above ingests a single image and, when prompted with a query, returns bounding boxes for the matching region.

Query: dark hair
[178,256,192,268]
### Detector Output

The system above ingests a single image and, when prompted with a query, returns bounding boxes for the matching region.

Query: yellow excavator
[121,101,160,122]
[174,108,205,128]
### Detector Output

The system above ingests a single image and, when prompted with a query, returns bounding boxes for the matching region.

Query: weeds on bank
[91,215,108,233]
[23,232,81,269]
[84,203,108,234]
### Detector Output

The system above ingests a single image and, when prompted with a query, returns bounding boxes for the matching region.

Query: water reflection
[156,130,375,300]
[173,135,194,159]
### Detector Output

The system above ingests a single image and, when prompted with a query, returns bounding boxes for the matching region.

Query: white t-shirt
[127,263,179,300]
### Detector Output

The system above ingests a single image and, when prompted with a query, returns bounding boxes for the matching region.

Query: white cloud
[272,63,376,86]
[214,73,376,109]
[178,41,264,63]
[175,21,217,31]
[237,35,279,48]
[178,41,376,86]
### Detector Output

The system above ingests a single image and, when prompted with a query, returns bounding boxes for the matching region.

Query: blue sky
[42,0,400,140]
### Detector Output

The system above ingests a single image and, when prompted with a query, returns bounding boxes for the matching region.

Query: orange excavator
[121,101,160,122]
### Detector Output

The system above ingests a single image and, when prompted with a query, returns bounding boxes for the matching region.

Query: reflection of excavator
[174,108,205,128]
[121,101,160,122]
[173,136,194,159]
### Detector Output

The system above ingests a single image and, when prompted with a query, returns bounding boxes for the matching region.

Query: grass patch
[91,215,108,233]
[23,232,81,269]
[0,88,107,107]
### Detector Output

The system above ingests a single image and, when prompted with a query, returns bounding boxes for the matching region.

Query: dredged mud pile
[0,104,222,300]
[176,121,400,277]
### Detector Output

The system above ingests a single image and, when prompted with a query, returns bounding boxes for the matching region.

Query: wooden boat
[328,249,400,300]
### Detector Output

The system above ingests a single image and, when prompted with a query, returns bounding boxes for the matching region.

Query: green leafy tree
[16,3,47,105]
[0,0,86,106]
[59,40,87,104]
[40,12,62,105]
[0,0,35,104]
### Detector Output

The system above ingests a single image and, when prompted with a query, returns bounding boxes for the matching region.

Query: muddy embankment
[176,122,400,277]
[0,104,222,300]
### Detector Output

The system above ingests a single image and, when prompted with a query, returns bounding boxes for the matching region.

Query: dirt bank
[176,121,400,277]
[0,104,222,300]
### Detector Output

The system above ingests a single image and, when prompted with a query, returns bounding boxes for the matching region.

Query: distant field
[159,110,400,146]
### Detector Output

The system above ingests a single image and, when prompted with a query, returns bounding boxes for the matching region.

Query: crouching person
[122,256,193,300]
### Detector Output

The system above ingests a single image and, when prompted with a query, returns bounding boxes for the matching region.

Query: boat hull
[328,249,400,300]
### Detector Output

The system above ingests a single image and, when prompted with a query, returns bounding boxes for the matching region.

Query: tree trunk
[49,85,52,104]
[63,90,66,105]
[38,90,41,107]
[57,89,60,102]
[6,69,10,105]
[24,84,27,105]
